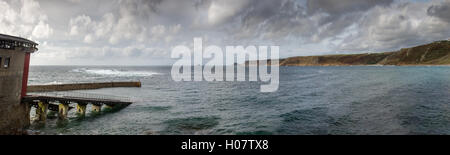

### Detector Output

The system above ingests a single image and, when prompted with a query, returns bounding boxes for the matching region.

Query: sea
[27,66,450,135]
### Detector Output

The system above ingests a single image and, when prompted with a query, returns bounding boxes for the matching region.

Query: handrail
[28,92,132,102]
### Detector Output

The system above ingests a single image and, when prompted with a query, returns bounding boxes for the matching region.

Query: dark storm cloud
[234,0,310,40]
[339,1,450,52]
[117,0,163,23]
[305,0,394,41]
[427,0,450,23]
[307,0,393,15]
[223,0,396,42]
[125,0,207,26]
[119,0,163,15]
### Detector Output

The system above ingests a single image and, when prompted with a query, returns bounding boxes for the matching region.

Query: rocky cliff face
[265,40,450,66]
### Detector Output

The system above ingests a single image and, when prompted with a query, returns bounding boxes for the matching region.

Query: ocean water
[28,66,450,135]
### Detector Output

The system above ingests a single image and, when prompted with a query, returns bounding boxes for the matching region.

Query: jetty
[21,81,140,123]
[22,91,133,122]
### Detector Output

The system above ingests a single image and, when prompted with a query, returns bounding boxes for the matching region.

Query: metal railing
[29,92,132,102]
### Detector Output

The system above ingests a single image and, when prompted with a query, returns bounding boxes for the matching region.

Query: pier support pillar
[104,104,113,110]
[92,104,102,113]
[58,103,69,120]
[35,101,48,123]
[76,103,87,116]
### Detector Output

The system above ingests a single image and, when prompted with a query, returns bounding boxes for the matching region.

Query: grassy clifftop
[270,40,450,66]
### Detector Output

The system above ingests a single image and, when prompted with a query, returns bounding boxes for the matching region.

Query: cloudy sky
[0,0,449,65]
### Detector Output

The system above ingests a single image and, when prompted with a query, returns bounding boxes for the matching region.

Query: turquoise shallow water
[28,66,450,135]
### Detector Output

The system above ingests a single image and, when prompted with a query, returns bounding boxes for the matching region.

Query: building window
[0,57,2,67]
[4,57,10,68]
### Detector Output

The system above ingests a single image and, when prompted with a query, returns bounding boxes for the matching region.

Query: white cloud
[149,24,182,43]
[20,0,47,23]
[0,0,53,39]
[207,0,250,25]
[69,15,92,36]
[32,20,53,39]
[151,25,166,36]
[69,13,116,44]
[95,13,115,38]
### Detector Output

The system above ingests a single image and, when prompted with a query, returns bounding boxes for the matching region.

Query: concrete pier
[22,92,132,125]
[58,103,69,120]
[92,104,102,113]
[35,101,48,123]
[76,103,87,116]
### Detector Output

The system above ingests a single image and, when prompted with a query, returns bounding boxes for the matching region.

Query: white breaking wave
[72,68,160,77]
[44,81,63,85]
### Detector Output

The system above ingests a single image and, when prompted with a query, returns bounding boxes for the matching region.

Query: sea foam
[72,68,160,77]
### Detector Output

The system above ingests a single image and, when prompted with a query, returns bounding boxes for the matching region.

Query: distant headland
[247,40,450,66]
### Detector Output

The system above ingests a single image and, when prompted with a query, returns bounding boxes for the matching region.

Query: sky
[0,0,449,65]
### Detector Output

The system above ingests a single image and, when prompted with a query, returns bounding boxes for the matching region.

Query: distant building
[0,34,38,134]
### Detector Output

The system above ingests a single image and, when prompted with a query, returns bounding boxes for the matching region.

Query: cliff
[252,40,450,66]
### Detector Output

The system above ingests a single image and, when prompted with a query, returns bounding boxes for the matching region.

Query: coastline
[246,40,450,67]
[277,64,450,67]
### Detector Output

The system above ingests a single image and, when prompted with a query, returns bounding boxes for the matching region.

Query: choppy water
[28,66,450,135]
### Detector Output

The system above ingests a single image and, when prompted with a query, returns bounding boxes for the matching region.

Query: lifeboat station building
[0,34,38,134]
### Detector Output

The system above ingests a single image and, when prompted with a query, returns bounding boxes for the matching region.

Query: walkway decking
[22,92,132,106]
